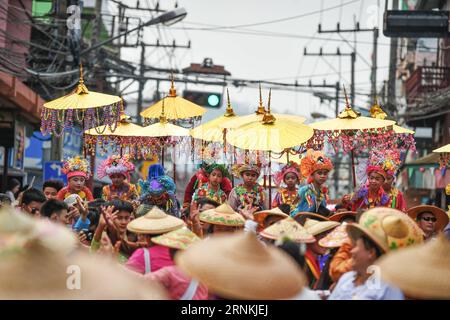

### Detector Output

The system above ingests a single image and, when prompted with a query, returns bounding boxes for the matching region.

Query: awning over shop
[405,152,440,168]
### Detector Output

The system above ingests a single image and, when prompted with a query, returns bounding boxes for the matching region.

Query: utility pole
[387,0,399,116]
[136,42,146,124]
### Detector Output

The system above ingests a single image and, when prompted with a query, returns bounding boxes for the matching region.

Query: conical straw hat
[151,227,201,250]
[304,218,340,236]
[376,235,450,299]
[127,206,185,234]
[328,211,357,222]
[293,212,329,225]
[176,231,306,299]
[318,222,352,248]
[407,205,449,232]
[259,217,315,243]
[347,207,424,253]
[199,203,245,227]
[253,207,289,227]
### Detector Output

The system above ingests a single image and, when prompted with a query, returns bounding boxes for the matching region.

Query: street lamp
[80,7,188,56]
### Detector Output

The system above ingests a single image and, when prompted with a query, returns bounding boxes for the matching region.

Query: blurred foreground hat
[127,206,185,235]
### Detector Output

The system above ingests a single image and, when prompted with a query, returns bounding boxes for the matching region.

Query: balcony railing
[405,66,450,104]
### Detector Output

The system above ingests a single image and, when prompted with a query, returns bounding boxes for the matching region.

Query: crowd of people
[0,148,449,300]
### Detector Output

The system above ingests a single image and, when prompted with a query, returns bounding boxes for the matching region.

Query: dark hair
[334,203,345,210]
[276,239,307,269]
[361,235,383,258]
[43,180,64,192]
[7,178,20,191]
[87,199,106,227]
[278,204,291,215]
[22,188,47,205]
[41,199,69,218]
[317,205,331,217]
[108,199,134,214]
[197,197,220,209]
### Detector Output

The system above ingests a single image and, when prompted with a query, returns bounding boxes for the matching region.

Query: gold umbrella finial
[224,88,235,117]
[160,96,168,124]
[262,88,276,124]
[255,83,265,115]
[338,85,360,119]
[76,63,89,94]
[370,96,388,120]
[169,72,177,97]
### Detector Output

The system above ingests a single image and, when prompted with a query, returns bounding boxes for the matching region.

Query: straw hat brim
[306,221,340,237]
[127,215,185,234]
[151,228,200,250]
[318,223,351,248]
[407,205,449,232]
[376,236,450,299]
[259,218,316,243]
[346,223,388,253]
[329,211,357,222]
[253,209,289,226]
[199,210,245,227]
[175,232,306,300]
[293,212,329,225]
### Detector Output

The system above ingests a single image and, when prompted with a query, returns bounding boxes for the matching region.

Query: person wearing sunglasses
[20,188,47,218]
[407,205,450,241]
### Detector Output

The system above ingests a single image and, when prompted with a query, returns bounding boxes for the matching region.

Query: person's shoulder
[298,184,312,194]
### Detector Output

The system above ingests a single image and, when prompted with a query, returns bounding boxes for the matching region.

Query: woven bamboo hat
[253,207,289,227]
[199,203,245,227]
[407,205,449,232]
[151,227,201,250]
[259,217,315,243]
[127,206,185,234]
[318,222,352,248]
[304,218,340,236]
[0,207,167,299]
[175,231,306,300]
[329,211,357,222]
[293,212,329,225]
[376,235,450,299]
[347,207,424,253]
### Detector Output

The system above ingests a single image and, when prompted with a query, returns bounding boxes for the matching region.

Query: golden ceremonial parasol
[140,76,206,126]
[41,64,123,136]
[310,87,396,188]
[226,89,314,207]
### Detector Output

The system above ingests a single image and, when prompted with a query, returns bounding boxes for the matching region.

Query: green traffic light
[207,94,220,107]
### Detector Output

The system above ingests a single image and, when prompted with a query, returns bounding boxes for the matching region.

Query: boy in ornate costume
[57,156,94,202]
[272,161,302,213]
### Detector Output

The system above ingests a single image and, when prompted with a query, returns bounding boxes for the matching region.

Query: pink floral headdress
[97,155,135,180]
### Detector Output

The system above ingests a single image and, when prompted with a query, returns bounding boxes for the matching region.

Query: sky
[109,0,393,123]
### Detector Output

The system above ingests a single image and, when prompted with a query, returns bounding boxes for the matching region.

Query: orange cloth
[329,241,353,283]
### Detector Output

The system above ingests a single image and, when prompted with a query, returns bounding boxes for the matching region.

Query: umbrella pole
[351,149,356,189]
[269,151,272,209]
[173,145,176,184]
[161,147,165,168]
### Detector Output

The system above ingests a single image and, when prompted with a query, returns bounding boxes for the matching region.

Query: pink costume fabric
[125,244,174,274]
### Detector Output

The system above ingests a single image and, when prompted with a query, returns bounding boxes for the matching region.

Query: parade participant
[292,149,333,216]
[175,231,307,300]
[42,180,64,200]
[57,156,94,202]
[407,205,449,241]
[126,206,185,274]
[228,164,267,213]
[328,207,423,300]
[272,161,302,212]
[259,216,315,245]
[139,164,180,217]
[20,188,46,218]
[194,202,245,237]
[302,219,340,289]
[90,200,135,263]
[40,199,70,225]
[191,164,229,210]
[6,178,20,203]
[377,235,450,299]
[253,207,289,232]
[379,150,406,211]
[342,152,389,212]
[145,228,209,300]
[188,197,220,237]
[98,155,139,202]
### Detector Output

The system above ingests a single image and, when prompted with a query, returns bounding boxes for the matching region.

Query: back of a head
[276,239,307,270]
[40,200,68,218]
[7,178,20,191]
[108,199,133,214]
[43,180,64,192]
[22,188,47,205]
[278,204,291,215]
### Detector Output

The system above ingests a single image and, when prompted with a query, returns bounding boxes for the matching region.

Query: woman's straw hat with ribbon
[253,207,289,228]
[127,206,185,235]
[259,217,315,243]
[199,203,245,227]
[0,207,167,299]
[304,218,340,237]
[346,207,424,253]
[175,231,306,300]
[407,205,450,232]
[376,235,450,299]
[151,227,201,250]
[318,222,352,248]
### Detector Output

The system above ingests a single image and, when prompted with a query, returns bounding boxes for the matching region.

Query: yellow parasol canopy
[84,114,143,137]
[41,64,122,135]
[433,144,450,153]
[190,89,238,143]
[270,152,302,165]
[140,77,206,121]
[226,90,313,152]
[393,125,415,134]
